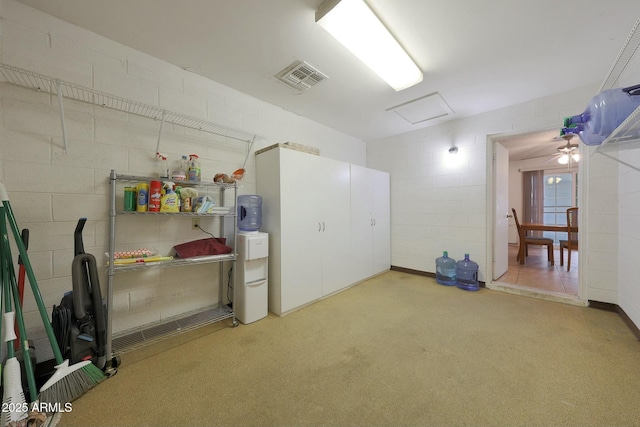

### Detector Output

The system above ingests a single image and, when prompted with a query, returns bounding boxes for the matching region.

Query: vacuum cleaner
[52,218,107,370]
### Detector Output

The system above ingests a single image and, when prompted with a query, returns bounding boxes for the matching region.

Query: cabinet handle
[322,222,325,232]
[318,222,321,232]
[373,218,376,226]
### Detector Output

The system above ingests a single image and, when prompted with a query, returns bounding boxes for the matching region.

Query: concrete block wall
[367,82,618,310]
[618,148,640,326]
[0,0,365,361]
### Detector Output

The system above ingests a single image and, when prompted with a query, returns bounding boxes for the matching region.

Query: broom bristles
[38,360,106,406]
[1,358,29,426]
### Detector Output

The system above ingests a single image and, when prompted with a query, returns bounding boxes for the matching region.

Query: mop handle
[8,254,39,402]
[0,208,16,360]
[0,196,65,363]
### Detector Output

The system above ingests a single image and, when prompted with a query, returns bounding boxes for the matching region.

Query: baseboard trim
[390,266,486,287]
[589,300,640,341]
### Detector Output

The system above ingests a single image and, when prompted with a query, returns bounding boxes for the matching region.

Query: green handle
[1,201,64,363]
[8,250,39,402]
[1,207,15,360]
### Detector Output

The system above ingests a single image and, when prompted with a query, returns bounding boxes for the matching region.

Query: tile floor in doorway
[497,244,579,296]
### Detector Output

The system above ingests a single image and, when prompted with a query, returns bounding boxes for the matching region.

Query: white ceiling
[12,0,640,147]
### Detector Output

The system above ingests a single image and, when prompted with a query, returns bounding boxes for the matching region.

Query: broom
[0,227,29,426]
[6,242,52,426]
[0,183,105,406]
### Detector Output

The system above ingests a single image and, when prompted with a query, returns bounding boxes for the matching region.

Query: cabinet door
[371,169,390,276]
[350,164,374,283]
[279,149,324,312]
[350,165,390,282]
[319,156,352,296]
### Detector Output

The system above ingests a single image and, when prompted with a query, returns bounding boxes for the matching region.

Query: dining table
[518,223,578,264]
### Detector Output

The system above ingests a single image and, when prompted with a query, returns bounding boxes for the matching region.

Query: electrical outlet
[192,218,200,230]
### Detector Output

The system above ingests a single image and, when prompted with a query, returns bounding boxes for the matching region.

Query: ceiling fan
[545,132,580,167]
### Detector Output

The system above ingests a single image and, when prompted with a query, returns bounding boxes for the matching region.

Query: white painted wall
[617,149,640,327]
[368,83,622,313]
[0,0,366,360]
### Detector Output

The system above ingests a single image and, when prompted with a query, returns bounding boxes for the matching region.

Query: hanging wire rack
[0,62,257,143]
[595,16,640,156]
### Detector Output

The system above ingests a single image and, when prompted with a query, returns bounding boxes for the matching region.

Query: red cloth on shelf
[173,238,232,258]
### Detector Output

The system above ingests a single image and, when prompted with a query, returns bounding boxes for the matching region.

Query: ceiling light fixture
[316,0,423,91]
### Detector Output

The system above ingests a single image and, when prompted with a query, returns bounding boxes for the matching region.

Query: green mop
[0,181,105,406]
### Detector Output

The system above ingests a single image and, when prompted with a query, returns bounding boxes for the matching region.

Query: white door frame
[485,130,588,303]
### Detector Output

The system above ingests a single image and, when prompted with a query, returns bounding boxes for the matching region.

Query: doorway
[488,129,583,301]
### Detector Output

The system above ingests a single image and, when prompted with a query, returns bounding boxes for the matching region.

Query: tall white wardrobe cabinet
[256,146,390,316]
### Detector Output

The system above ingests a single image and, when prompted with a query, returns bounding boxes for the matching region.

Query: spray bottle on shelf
[160,181,179,212]
[156,152,169,178]
[188,154,201,182]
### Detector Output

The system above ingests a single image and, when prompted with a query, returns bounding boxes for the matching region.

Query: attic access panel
[388,92,454,124]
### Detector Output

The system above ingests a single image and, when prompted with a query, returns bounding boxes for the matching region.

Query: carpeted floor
[58,271,640,427]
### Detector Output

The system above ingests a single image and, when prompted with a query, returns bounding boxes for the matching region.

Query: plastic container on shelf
[456,254,479,291]
[148,180,162,212]
[435,251,456,286]
[565,84,640,145]
[237,195,262,232]
[136,182,149,212]
[188,154,201,182]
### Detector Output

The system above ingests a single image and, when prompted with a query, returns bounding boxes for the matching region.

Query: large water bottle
[435,251,456,286]
[237,195,262,232]
[456,254,479,292]
[565,84,640,145]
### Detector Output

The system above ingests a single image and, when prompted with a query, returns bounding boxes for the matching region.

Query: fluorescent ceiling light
[316,0,423,91]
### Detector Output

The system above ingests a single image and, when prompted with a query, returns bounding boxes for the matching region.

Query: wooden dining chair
[560,207,578,271]
[512,208,555,265]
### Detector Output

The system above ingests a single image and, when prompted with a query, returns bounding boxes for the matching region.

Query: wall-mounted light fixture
[316,0,423,91]
[448,146,459,154]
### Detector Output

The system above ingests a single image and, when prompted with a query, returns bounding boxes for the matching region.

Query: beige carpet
[58,271,640,426]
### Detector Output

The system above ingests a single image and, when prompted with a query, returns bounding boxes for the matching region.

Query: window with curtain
[522,170,577,244]
[522,170,544,237]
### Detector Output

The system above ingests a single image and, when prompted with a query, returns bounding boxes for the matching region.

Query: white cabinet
[350,164,390,283]
[257,147,352,315]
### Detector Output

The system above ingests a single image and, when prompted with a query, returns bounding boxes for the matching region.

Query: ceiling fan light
[558,154,569,165]
[316,0,423,91]
[572,153,580,162]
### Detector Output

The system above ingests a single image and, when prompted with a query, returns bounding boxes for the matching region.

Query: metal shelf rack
[107,169,238,361]
[593,16,640,171]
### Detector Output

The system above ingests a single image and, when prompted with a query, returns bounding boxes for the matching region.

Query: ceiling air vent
[275,61,328,92]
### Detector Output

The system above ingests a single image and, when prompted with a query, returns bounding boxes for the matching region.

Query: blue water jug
[435,251,456,286]
[456,254,479,291]
[565,84,640,145]
[237,195,262,232]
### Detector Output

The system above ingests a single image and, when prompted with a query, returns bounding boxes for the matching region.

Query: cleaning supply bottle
[156,152,169,178]
[160,182,179,212]
[171,156,188,182]
[564,84,640,145]
[188,154,201,182]
[435,251,457,286]
[456,254,479,291]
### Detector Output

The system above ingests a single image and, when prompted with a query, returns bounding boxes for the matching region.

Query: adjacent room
[1,1,640,426]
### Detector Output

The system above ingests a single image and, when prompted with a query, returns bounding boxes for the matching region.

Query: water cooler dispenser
[235,195,268,324]
[236,232,268,324]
